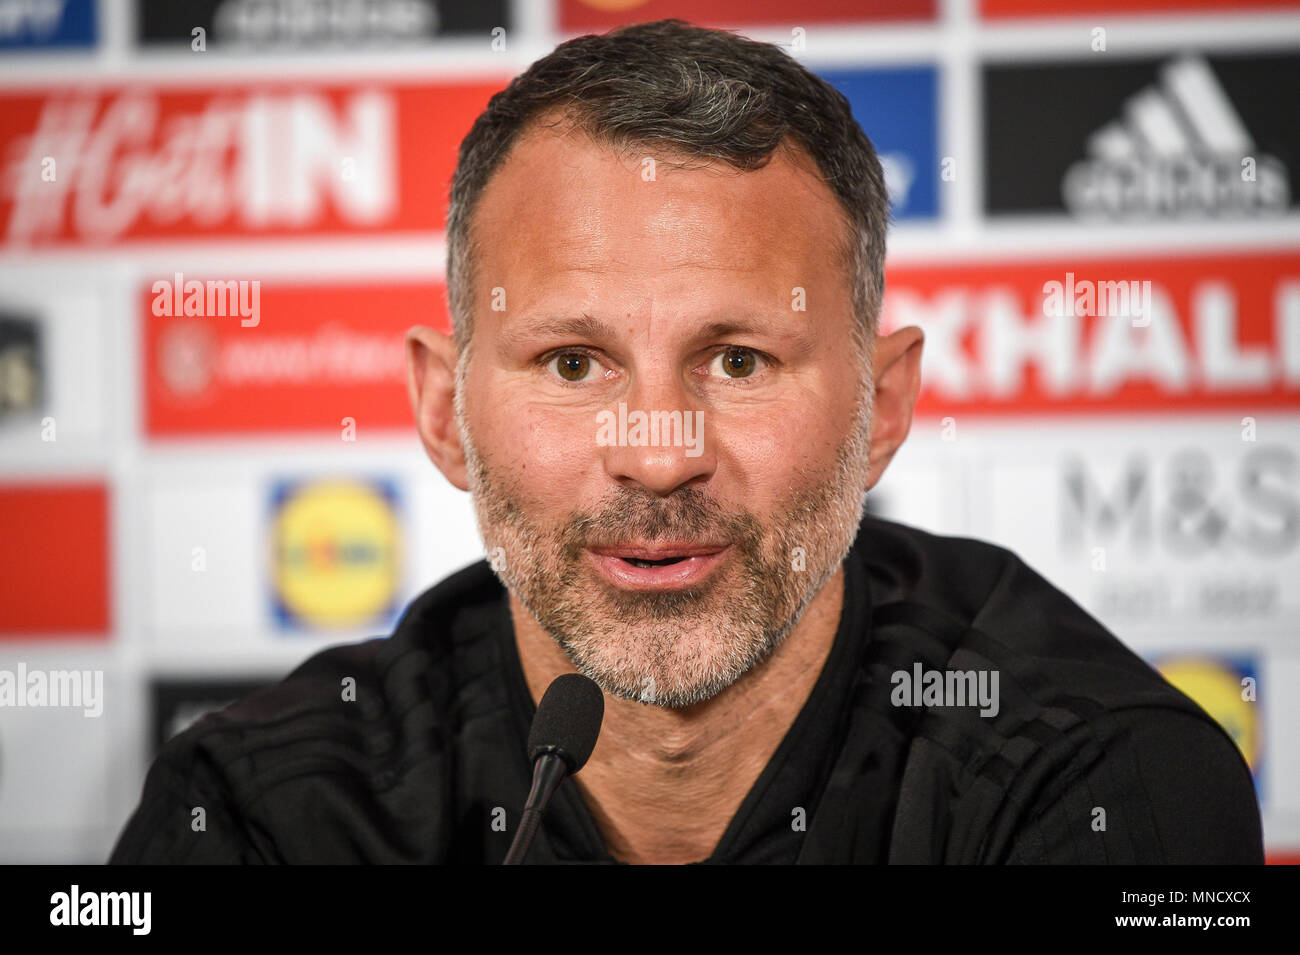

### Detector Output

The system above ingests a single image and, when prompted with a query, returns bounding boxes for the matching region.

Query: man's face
[454,123,874,709]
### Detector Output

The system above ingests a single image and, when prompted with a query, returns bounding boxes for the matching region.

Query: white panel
[148,479,262,638]
[0,657,125,863]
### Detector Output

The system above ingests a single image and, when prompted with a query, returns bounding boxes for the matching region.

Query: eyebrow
[516,313,798,344]
[522,314,612,342]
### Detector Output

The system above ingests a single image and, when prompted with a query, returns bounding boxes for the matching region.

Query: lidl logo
[1155,655,1263,786]
[269,478,402,631]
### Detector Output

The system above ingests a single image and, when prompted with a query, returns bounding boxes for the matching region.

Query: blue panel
[817,66,939,221]
[0,0,98,50]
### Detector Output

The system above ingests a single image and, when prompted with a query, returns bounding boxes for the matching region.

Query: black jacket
[109,514,1264,864]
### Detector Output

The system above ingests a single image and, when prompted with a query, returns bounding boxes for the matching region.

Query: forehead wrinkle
[519,250,781,277]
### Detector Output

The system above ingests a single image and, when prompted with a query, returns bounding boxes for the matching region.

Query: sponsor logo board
[983,0,1300,17]
[0,0,96,50]
[819,66,938,221]
[938,424,1300,638]
[881,250,1300,416]
[0,79,502,247]
[0,313,42,424]
[559,0,935,30]
[984,52,1299,220]
[144,280,442,436]
[0,482,109,637]
[268,477,403,632]
[135,0,509,48]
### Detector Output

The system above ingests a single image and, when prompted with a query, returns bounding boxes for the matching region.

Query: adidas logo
[1062,55,1290,218]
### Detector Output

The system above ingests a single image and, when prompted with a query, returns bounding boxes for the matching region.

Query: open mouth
[621,556,689,568]
[588,544,730,590]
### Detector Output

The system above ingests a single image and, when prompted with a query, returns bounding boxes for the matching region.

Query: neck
[509,563,846,864]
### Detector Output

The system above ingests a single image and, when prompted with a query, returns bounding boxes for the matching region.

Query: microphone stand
[503,752,569,865]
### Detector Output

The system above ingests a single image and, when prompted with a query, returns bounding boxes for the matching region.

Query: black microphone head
[527,673,605,773]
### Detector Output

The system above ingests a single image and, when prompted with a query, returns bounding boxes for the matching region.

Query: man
[110,19,1263,864]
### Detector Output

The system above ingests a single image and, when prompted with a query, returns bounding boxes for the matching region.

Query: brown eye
[554,351,591,382]
[716,347,758,379]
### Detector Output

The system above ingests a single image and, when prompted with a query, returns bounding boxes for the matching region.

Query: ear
[406,325,469,492]
[865,325,925,493]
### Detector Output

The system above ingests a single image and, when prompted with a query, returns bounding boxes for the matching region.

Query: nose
[599,371,715,497]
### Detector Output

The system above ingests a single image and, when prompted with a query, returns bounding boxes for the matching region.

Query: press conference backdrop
[0,0,1297,863]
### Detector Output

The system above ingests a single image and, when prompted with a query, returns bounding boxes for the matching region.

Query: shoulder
[856,514,1202,709]
[110,558,506,863]
[852,515,1263,863]
[183,557,502,781]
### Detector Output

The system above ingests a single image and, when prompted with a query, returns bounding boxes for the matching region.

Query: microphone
[502,673,605,865]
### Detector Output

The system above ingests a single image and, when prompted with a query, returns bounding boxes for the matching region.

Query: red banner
[0,483,110,637]
[882,250,1300,415]
[982,0,1300,17]
[0,79,502,247]
[560,0,934,30]
[143,279,447,436]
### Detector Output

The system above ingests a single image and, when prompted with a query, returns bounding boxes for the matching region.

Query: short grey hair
[445,18,890,365]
